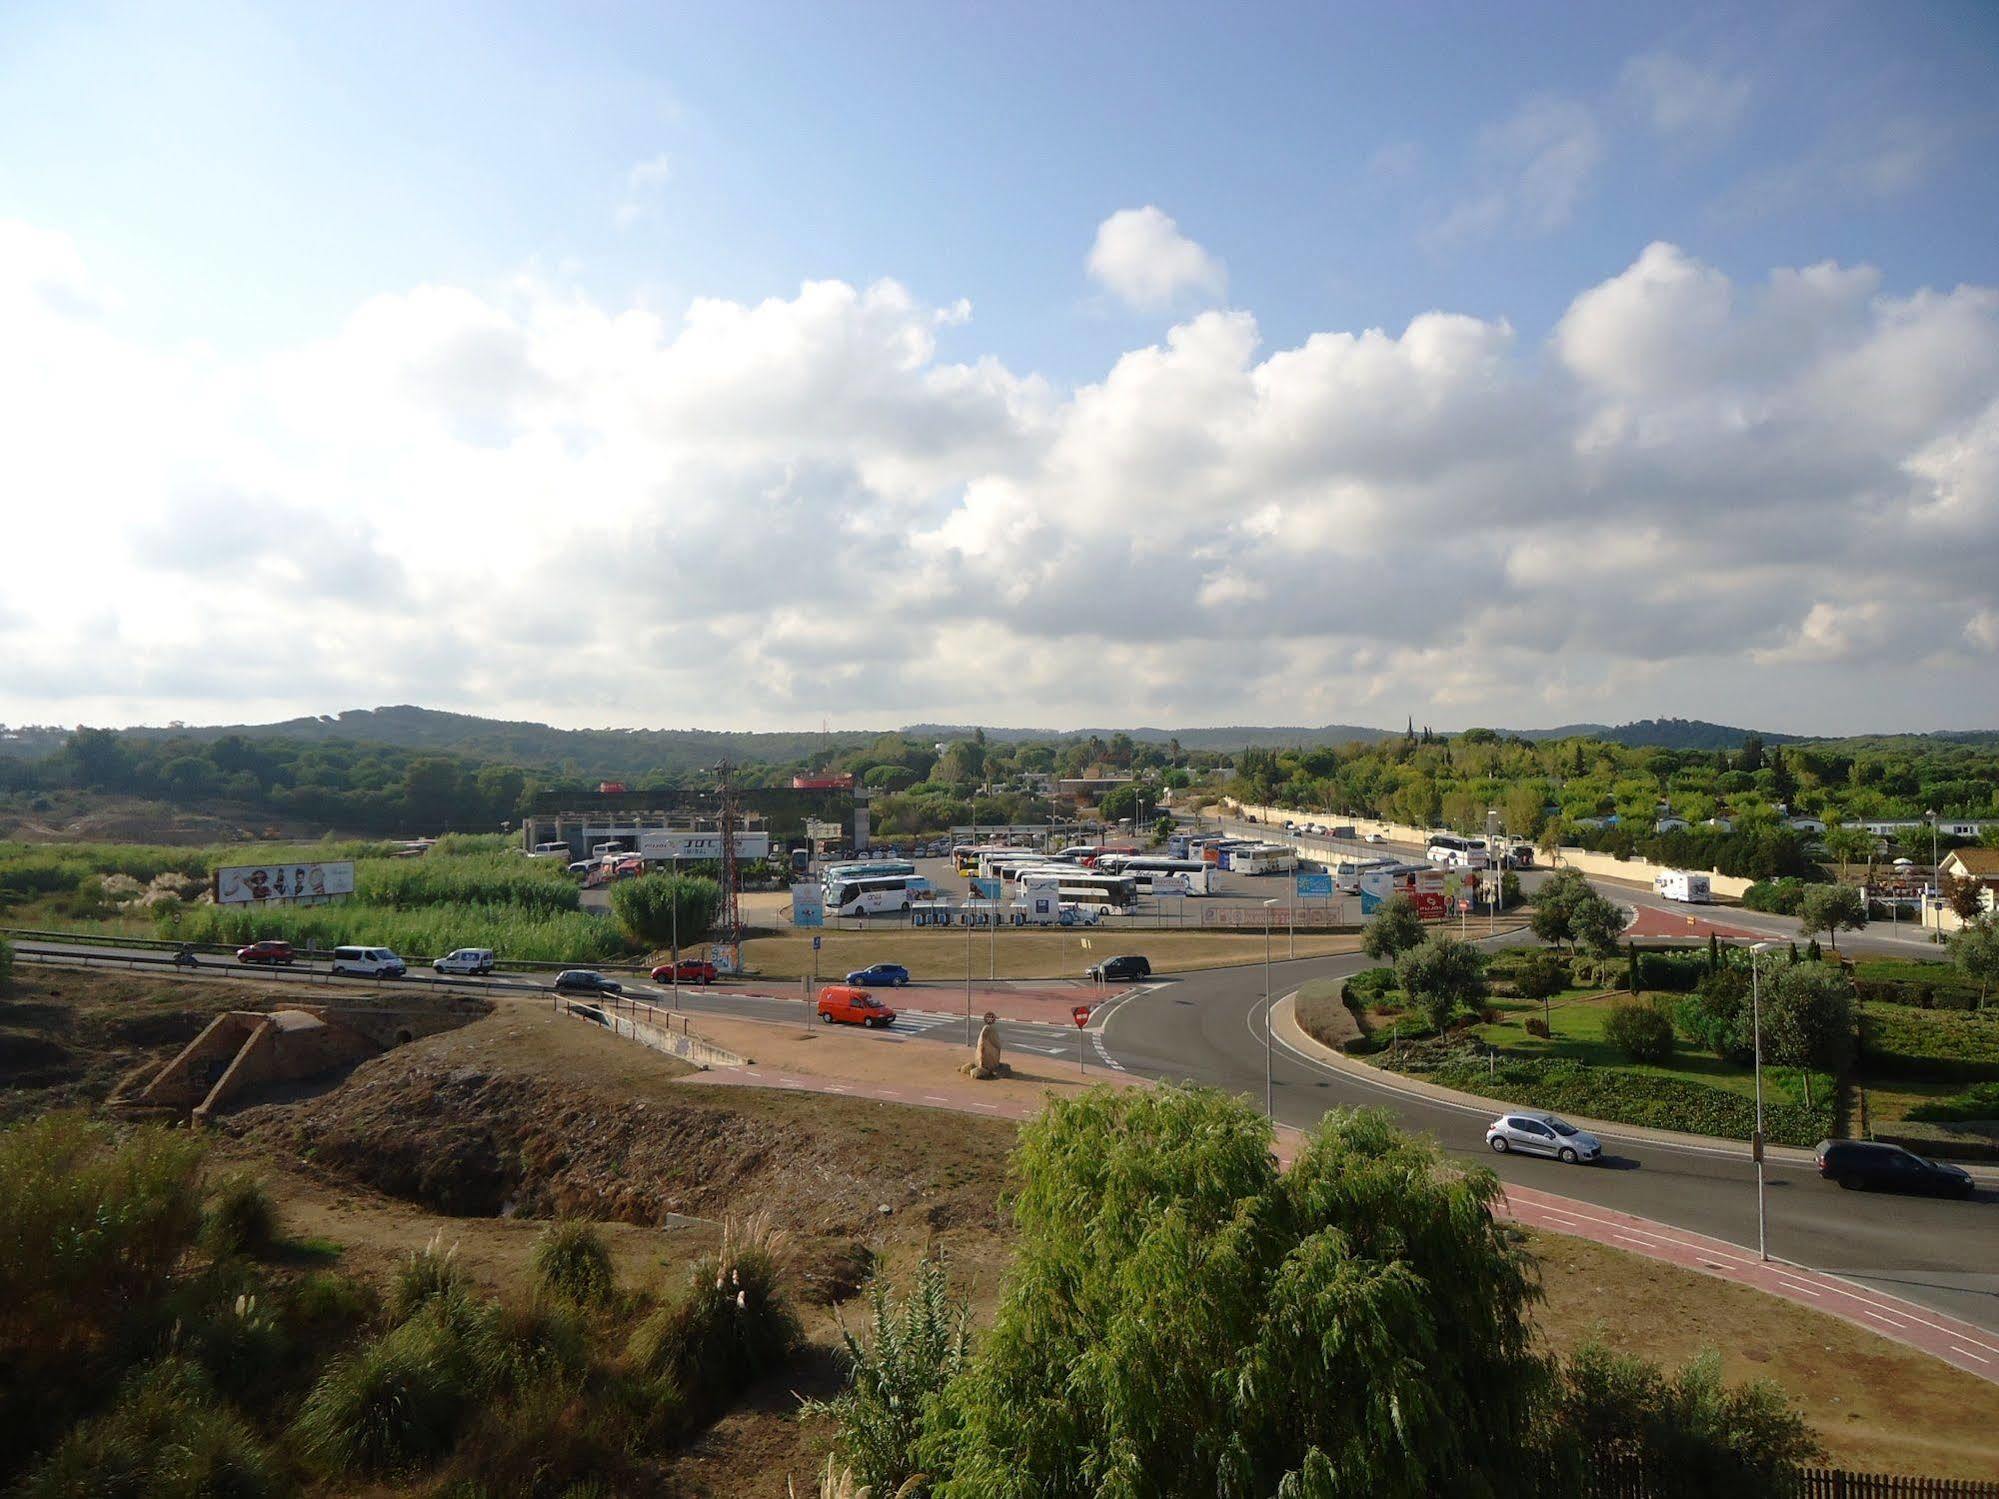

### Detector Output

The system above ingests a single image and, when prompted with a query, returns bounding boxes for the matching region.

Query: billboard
[215,860,355,905]
[636,832,772,861]
[790,883,825,928]
[1295,872,1334,898]
[1357,865,1447,920]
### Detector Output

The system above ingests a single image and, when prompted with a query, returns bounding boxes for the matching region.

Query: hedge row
[1389,1052,1833,1148]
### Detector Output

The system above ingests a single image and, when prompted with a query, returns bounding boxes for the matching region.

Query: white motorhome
[1654,870,1712,904]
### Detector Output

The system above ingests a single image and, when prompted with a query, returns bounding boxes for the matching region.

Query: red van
[816,985,897,1028]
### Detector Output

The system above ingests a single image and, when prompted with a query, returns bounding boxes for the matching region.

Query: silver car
[1485,1111,1602,1164]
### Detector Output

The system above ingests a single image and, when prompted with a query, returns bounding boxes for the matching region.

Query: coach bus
[829,873,934,917]
[1100,855,1214,895]
[1031,870,1138,915]
[1424,835,1489,869]
[822,859,916,888]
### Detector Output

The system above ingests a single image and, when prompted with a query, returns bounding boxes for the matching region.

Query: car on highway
[816,984,897,1027]
[1815,1139,1974,1198]
[1364,831,1387,843]
[1085,954,1151,982]
[331,945,406,979]
[1485,1112,1602,1164]
[433,947,495,976]
[235,939,296,966]
[845,962,910,988]
[554,969,623,996]
[649,958,717,985]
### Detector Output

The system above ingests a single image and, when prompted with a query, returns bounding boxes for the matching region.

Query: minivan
[433,948,495,976]
[816,985,897,1027]
[332,946,406,979]
[1815,1139,1974,1198]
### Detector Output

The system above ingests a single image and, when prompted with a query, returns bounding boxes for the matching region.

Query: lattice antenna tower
[713,759,743,946]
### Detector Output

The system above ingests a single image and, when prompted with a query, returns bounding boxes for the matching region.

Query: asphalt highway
[1096,945,1999,1334]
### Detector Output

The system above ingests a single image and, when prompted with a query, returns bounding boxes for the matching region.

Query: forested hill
[113,706,882,779]
[1497,719,1805,750]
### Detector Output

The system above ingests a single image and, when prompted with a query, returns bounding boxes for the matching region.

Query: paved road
[1095,945,1999,1335]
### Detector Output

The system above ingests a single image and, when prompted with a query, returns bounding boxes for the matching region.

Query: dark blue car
[845,963,910,988]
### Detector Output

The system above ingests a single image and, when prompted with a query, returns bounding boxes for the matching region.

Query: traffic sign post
[1073,1004,1091,1073]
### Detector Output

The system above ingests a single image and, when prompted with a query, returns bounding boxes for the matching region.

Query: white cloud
[1,222,1996,733]
[1086,206,1226,310]
[1712,117,1957,222]
[615,153,672,227]
[1431,96,1604,247]
[1621,53,1750,143]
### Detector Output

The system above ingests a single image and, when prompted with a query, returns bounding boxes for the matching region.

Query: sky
[2,0,1997,736]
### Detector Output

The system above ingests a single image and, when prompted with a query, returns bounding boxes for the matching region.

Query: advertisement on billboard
[1295,872,1334,898]
[790,883,825,929]
[215,861,355,905]
[637,832,773,861]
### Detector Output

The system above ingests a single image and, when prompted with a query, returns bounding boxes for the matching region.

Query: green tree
[1946,916,1999,1010]
[1531,869,1623,957]
[1761,962,1856,1110]
[1360,895,1426,962]
[1939,871,1988,924]
[1604,1000,1675,1063]
[1502,783,1547,841]
[1795,884,1866,954]
[921,1088,1553,1496]
[609,873,719,955]
[1818,824,1873,882]
[1395,933,1490,1034]
[1514,949,1569,1033]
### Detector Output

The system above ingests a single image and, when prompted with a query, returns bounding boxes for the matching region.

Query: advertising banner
[637,831,772,861]
[1295,872,1334,898]
[790,883,825,928]
[1199,906,1349,929]
[215,860,354,906]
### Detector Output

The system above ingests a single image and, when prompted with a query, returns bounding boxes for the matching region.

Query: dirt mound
[222,1012,1015,1242]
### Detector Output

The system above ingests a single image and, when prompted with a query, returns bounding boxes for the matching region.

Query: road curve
[1098,948,1999,1335]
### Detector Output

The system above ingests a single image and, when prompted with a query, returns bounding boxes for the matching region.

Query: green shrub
[0,933,12,988]
[484,1294,591,1393]
[1394,1051,1832,1147]
[1906,1081,1999,1122]
[18,1357,278,1499]
[0,1113,207,1471]
[1345,966,1400,1001]
[1605,1001,1677,1063]
[531,1220,616,1308]
[200,1173,280,1260]
[1741,878,1810,915]
[393,1232,469,1322]
[1636,951,1706,992]
[1525,1016,1551,1039]
[1556,1342,1821,1492]
[627,1213,799,1407]
[178,1288,292,1410]
[1858,1003,1999,1082]
[802,1258,967,1496]
[282,1271,378,1353]
[293,1300,491,1476]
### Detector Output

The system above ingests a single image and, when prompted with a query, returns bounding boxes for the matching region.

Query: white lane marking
[924,1094,950,1102]
[1092,1032,1126,1072]
[1613,1233,1656,1248]
[1951,1345,1991,1364]
[1863,1308,1911,1329]
[1775,1280,1823,1298]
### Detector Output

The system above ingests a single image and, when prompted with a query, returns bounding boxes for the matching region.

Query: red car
[650,958,718,985]
[236,940,296,966]
[816,985,897,1027]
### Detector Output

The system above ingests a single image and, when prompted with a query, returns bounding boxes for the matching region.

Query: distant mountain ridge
[83,707,1997,774]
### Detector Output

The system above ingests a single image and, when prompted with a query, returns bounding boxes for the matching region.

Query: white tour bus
[830,873,934,917]
[1425,834,1490,870]
[1655,870,1712,904]
[1107,856,1214,895]
[821,860,916,893]
[1039,870,1138,915]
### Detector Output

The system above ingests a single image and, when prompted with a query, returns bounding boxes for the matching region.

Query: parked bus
[1425,835,1489,870]
[954,843,1015,875]
[1102,856,1214,895]
[822,859,916,890]
[829,873,935,917]
[1039,870,1138,914]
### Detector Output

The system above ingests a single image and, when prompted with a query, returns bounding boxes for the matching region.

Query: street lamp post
[1750,941,1774,1261]
[1263,897,1279,1118]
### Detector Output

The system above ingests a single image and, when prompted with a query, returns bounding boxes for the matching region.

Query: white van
[433,947,495,975]
[1654,870,1712,904]
[332,946,406,978]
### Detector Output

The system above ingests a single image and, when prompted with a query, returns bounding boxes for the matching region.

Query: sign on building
[790,883,825,928]
[637,831,773,861]
[215,860,355,906]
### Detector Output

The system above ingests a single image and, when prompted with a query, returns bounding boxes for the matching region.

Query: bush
[1906,1081,1999,1122]
[1395,933,1490,1032]
[1859,1003,1999,1082]
[1741,878,1810,915]
[393,1232,469,1322]
[1525,1017,1551,1039]
[293,1299,491,1475]
[1514,951,1570,1003]
[1636,951,1706,992]
[200,1172,281,1260]
[1360,895,1426,961]
[18,1357,278,1499]
[627,1212,799,1410]
[1605,1001,1677,1063]
[1556,1342,1821,1493]
[610,873,720,952]
[531,1220,617,1308]
[0,933,12,988]
[802,1258,968,1495]
[282,1271,378,1355]
[1345,966,1400,1001]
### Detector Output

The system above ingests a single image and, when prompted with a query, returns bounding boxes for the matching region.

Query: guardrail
[9,943,549,995]
[0,926,662,977]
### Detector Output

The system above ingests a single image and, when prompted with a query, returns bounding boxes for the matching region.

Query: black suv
[1086,955,1152,982]
[1815,1139,1973,1199]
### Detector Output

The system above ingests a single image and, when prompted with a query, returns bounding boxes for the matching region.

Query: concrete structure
[126,1001,477,1123]
[522,784,868,860]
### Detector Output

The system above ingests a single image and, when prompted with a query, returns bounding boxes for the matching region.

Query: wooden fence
[1585,1457,1999,1498]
